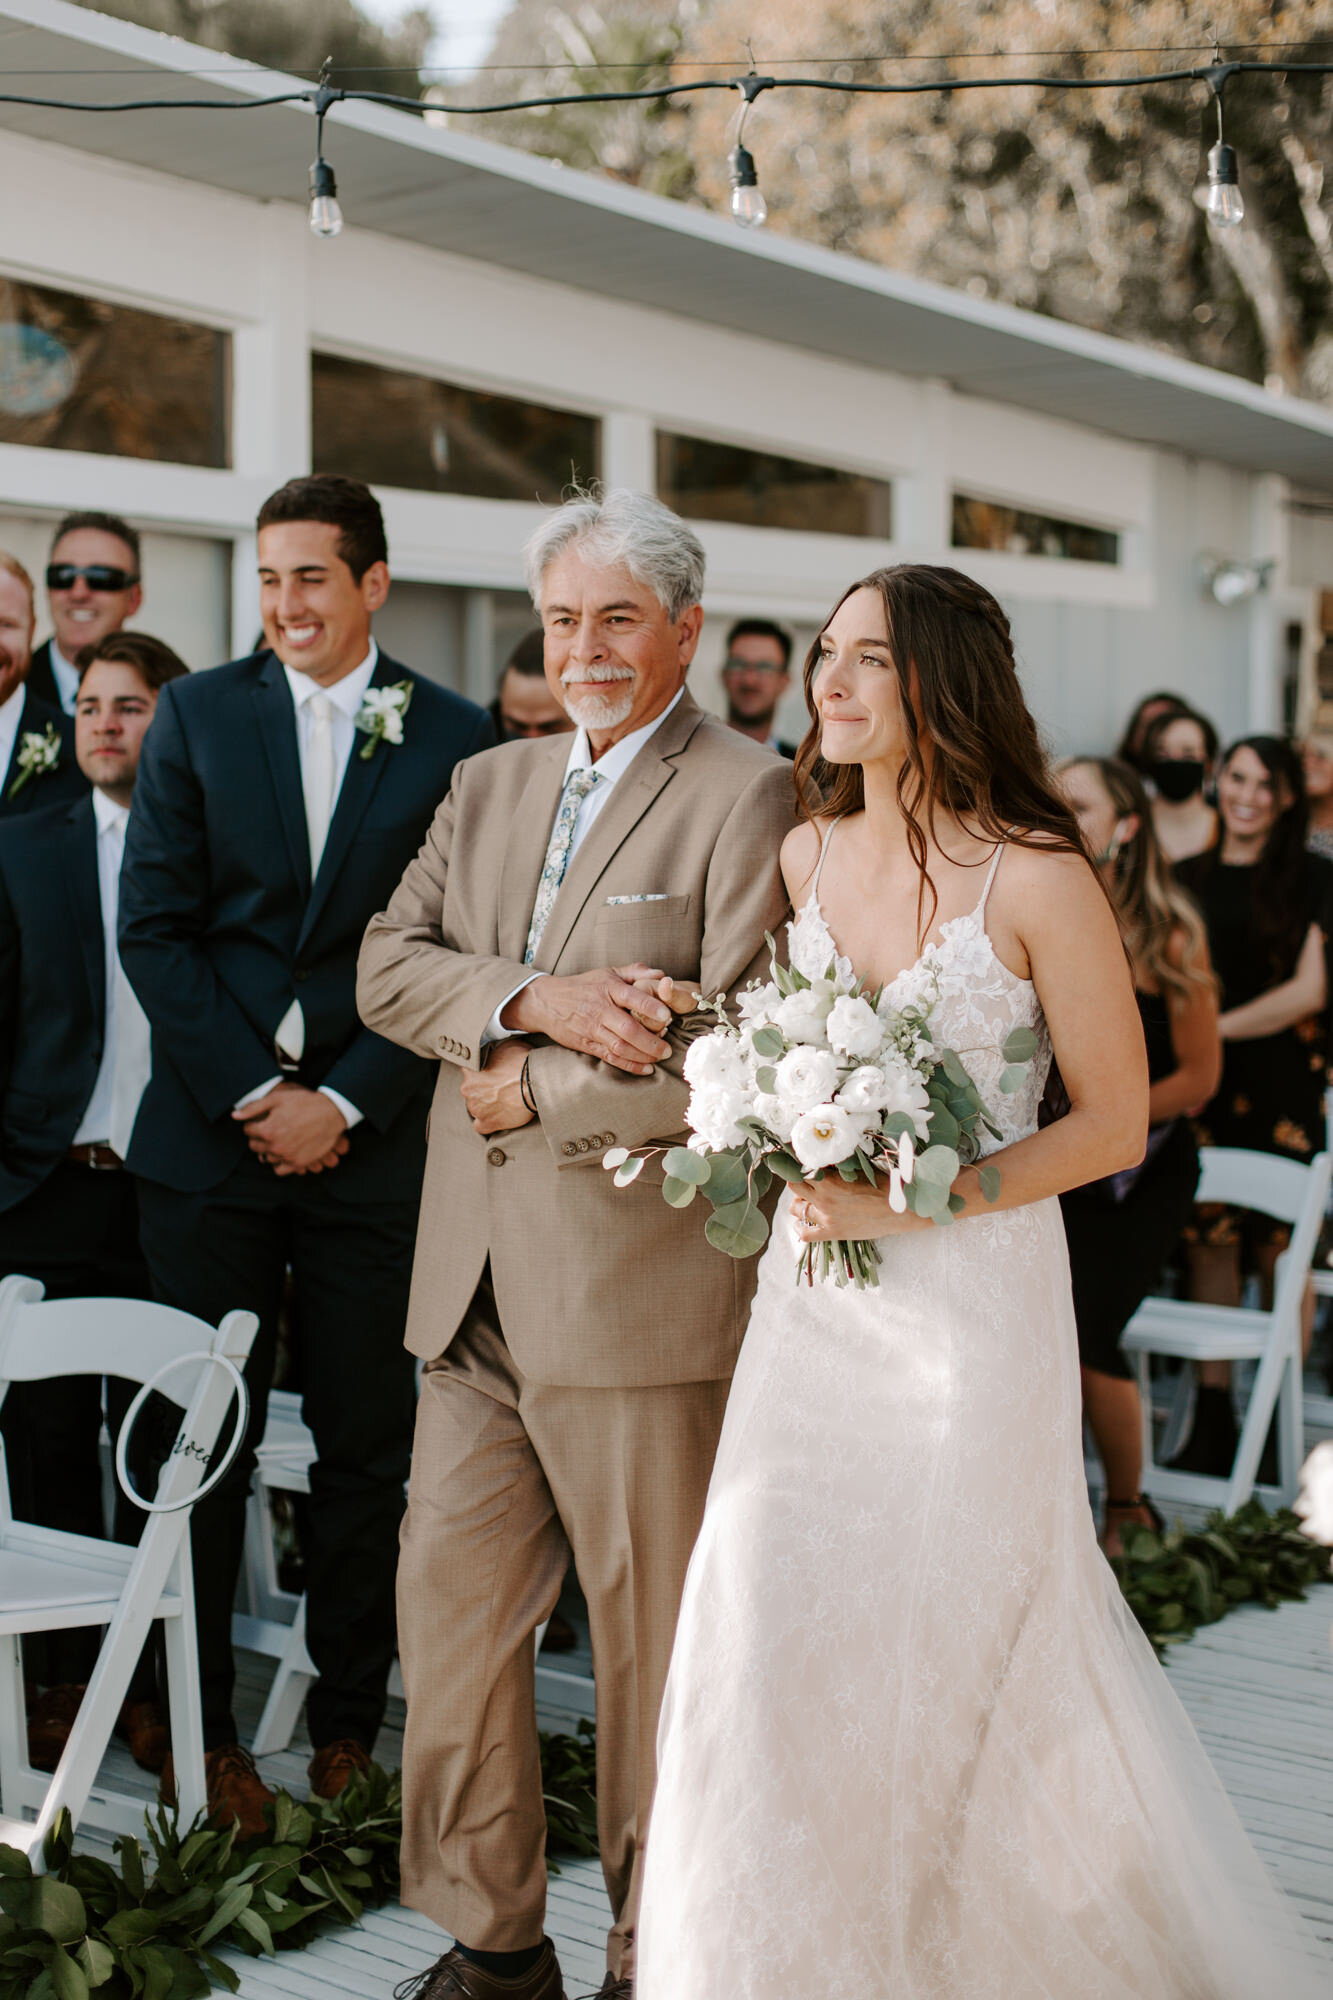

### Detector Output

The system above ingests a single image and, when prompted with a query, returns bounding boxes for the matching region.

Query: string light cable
[1,53,1331,235]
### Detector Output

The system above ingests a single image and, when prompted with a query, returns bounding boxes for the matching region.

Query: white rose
[1296,1441,1333,1547]
[687,1083,752,1152]
[774,984,837,1045]
[753,1090,798,1143]
[774,1045,840,1113]
[826,995,884,1061]
[790,1102,863,1173]
[837,1065,891,1117]
[878,1061,933,1141]
[684,1033,749,1091]
[381,712,405,744]
[736,982,782,1027]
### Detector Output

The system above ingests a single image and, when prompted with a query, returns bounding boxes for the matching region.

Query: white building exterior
[2,0,1332,754]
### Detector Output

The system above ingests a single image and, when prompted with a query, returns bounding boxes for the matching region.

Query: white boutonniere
[7,721,62,800]
[354,681,413,761]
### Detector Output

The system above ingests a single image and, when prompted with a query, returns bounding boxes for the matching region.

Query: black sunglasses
[46,563,139,593]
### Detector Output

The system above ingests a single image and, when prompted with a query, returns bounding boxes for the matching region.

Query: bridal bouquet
[603,938,1037,1288]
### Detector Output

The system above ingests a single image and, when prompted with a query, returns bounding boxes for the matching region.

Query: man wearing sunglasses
[30,512,143,717]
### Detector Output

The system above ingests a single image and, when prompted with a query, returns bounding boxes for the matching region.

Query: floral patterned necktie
[524,766,605,965]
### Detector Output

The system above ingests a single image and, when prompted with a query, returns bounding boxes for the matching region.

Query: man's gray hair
[523,488,706,623]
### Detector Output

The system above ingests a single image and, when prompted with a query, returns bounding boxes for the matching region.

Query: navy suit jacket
[26,641,64,716]
[0,688,84,820]
[0,794,107,1211]
[118,649,493,1197]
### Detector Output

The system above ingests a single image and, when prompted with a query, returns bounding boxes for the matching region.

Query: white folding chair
[1123,1147,1331,1515]
[0,1274,258,1861]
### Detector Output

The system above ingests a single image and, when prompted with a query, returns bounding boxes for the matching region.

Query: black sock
[455,1943,546,1978]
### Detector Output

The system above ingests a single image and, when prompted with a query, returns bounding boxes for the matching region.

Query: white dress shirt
[74,789,132,1145]
[485,686,686,1043]
[235,643,380,1130]
[48,641,81,716]
[0,682,27,790]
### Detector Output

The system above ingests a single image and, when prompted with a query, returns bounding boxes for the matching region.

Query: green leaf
[612,1156,645,1187]
[751,1026,784,1060]
[0,1848,32,1879]
[271,1792,294,1846]
[755,1066,777,1094]
[998,1064,1028,1095]
[705,1199,770,1258]
[662,1176,697,1208]
[1002,1025,1039,1064]
[196,1883,253,1949]
[909,1176,948,1218]
[926,1105,960,1149]
[766,1150,805,1183]
[914,1144,960,1187]
[699,1153,750,1207]
[663,1147,710,1184]
[75,1939,115,1989]
[104,1908,161,1948]
[28,1880,86,1946]
[881,1112,917,1143]
[977,1164,1001,1204]
[233,1908,275,1956]
[939,1048,971,1088]
[948,1192,966,1214]
[50,1948,88,2000]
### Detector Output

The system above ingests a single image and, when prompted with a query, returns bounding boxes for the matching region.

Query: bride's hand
[619,965,703,1019]
[791,1175,928,1241]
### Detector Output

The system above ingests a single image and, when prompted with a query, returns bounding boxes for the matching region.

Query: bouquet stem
[797,1237,884,1290]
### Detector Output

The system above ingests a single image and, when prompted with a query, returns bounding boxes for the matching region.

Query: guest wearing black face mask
[1142,706,1219,866]
[1116,690,1191,771]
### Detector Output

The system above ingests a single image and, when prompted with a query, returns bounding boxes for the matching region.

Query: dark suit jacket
[0,689,84,819]
[26,640,64,715]
[0,795,107,1211]
[119,649,493,1198]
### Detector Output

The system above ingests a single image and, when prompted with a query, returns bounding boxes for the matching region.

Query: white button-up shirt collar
[49,639,81,715]
[558,684,686,855]
[73,786,133,1145]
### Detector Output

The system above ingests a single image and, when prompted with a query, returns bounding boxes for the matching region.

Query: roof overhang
[3,0,1333,495]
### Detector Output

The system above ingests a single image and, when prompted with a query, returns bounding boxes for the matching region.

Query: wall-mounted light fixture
[1198,554,1277,606]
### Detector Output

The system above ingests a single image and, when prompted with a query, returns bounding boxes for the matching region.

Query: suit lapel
[296,651,396,950]
[496,744,570,963]
[532,694,704,973]
[251,656,310,898]
[62,797,105,1033]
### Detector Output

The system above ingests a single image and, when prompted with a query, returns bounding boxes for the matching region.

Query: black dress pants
[136,1153,418,1753]
[0,1158,153,1685]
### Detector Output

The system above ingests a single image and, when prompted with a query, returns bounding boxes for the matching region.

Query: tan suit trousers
[398,1279,729,1977]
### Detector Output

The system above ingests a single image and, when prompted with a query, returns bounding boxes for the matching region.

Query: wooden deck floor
[66,1581,1333,1997]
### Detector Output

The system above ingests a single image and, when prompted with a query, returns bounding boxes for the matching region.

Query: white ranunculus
[737,982,782,1027]
[774,1045,840,1113]
[836,1065,892,1117]
[753,1090,797,1143]
[687,1083,753,1152]
[878,1060,933,1141]
[826,994,883,1061]
[684,1032,749,1091]
[790,1102,863,1173]
[1295,1441,1333,1548]
[774,984,837,1045]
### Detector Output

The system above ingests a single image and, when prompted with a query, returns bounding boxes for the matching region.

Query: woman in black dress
[1173,735,1332,1473]
[1057,758,1221,1552]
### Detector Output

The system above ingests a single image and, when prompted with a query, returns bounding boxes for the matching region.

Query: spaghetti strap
[976,833,1015,921]
[810,817,843,899]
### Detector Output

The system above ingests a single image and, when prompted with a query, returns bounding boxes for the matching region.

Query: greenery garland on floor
[1,1511,1327,1997]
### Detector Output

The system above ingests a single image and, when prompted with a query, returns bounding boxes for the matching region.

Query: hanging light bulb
[729,144,767,228]
[1205,140,1244,227]
[309,154,343,237]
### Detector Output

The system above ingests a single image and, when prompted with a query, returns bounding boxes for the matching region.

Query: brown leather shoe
[392,1941,565,2000]
[27,1684,84,1772]
[307,1736,372,1800]
[160,1743,275,1840]
[116,1698,169,1773]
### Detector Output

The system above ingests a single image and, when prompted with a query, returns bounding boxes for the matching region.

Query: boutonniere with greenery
[354,681,413,761]
[7,721,62,800]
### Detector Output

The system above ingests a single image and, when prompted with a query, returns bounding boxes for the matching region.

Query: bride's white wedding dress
[636,832,1330,1998]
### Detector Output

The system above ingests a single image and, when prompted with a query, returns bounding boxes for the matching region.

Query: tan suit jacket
[358,692,794,1388]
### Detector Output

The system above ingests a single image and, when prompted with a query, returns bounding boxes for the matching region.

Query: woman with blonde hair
[1056,756,1221,1552]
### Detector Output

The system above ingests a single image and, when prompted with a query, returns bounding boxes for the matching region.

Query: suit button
[437,1039,451,1056]
[603,1132,616,1145]
[487,1147,507,1167]
[577,1138,591,1152]
[293,968,310,983]
[562,1142,577,1157]
[459,1047,471,1061]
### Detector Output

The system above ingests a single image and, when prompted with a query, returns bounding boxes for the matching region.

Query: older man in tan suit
[358,491,794,2000]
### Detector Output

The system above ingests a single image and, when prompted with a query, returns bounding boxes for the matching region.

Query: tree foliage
[69,0,432,96]
[472,0,1333,402]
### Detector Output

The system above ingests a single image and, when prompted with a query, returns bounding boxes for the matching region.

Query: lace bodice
[787,828,1052,1156]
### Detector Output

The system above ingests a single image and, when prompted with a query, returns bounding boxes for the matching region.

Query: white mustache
[561,665,634,687]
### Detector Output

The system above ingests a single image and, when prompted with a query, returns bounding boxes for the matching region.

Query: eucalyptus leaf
[926,1106,960,1149]
[662,1176,697,1208]
[663,1147,710,1184]
[881,1112,918,1142]
[755,1066,777,1094]
[613,1156,646,1187]
[977,1164,1001,1204]
[939,1048,971,1088]
[998,1064,1028,1095]
[751,1027,784,1060]
[602,1147,630,1171]
[914,1143,960,1187]
[700,1153,750,1207]
[766,1150,806,1183]
[1002,1024,1039,1064]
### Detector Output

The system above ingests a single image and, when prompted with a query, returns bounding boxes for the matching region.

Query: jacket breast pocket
[597,894,692,923]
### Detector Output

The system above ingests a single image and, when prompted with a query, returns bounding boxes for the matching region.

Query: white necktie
[108,958,152,1160]
[304,692,337,876]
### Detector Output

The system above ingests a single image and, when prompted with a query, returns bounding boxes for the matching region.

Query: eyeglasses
[46,564,139,593]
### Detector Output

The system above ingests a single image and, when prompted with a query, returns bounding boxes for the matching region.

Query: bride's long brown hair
[792,565,1088,938]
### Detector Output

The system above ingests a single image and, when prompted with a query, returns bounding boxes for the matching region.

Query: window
[952,494,1119,564]
[656,432,893,538]
[0,279,229,468]
[311,355,599,502]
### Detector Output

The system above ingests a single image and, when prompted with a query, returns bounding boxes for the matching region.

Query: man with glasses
[29,512,143,716]
[719,616,798,758]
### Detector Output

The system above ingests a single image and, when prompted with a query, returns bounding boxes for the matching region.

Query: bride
[633,565,1329,1998]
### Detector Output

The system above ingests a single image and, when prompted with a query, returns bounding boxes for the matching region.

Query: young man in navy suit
[119,475,493,1836]
[0,629,188,1771]
[0,553,85,818]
